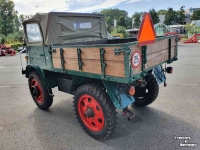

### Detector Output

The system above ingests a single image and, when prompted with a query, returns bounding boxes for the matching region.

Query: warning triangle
[137,12,156,46]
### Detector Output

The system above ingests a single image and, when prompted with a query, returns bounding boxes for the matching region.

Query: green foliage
[10,43,23,50]
[149,8,160,24]
[0,0,16,36]
[177,6,186,24]
[0,34,6,44]
[164,8,177,25]
[158,9,168,15]
[190,10,200,20]
[185,24,195,37]
[111,26,128,38]
[117,16,126,28]
[106,16,112,26]
[125,17,132,29]
[100,8,130,29]
[132,12,142,28]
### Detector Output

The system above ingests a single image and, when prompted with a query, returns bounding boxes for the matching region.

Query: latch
[48,49,56,54]
[114,47,131,55]
[100,48,106,79]
[77,48,83,71]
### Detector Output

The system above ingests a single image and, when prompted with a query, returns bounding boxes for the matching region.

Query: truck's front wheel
[74,84,117,140]
[28,71,53,110]
[133,74,159,107]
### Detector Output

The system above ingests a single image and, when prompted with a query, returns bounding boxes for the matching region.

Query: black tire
[133,74,159,107]
[74,84,117,140]
[28,71,53,110]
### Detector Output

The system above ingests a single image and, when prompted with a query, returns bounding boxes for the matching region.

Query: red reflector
[129,86,135,96]
[137,12,156,46]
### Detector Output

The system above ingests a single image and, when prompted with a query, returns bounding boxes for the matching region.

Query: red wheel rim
[31,79,44,104]
[78,94,105,132]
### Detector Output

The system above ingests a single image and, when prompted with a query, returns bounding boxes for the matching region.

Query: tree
[111,26,128,38]
[106,16,112,26]
[117,16,126,28]
[149,8,160,24]
[132,12,142,28]
[100,8,129,29]
[190,10,200,20]
[125,17,132,29]
[13,11,21,32]
[177,6,185,24]
[0,0,16,36]
[164,8,177,25]
[158,9,167,15]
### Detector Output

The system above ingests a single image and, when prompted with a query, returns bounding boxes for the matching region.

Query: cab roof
[23,12,107,45]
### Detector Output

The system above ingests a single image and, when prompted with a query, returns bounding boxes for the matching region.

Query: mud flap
[102,81,135,109]
[153,65,166,84]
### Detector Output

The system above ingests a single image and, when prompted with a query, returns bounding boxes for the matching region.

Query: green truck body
[22,12,178,140]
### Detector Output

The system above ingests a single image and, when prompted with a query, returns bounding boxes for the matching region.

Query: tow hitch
[123,107,135,121]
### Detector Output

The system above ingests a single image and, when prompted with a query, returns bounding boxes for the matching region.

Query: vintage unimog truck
[21,12,178,140]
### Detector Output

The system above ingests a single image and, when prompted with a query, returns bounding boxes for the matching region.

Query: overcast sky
[13,0,200,16]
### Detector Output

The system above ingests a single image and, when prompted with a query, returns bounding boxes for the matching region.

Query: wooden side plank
[82,60,101,74]
[105,61,125,77]
[171,37,176,47]
[171,46,176,58]
[147,38,169,55]
[146,49,168,68]
[52,57,62,68]
[64,59,79,71]
[104,47,124,61]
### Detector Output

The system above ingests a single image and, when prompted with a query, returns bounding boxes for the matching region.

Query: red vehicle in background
[164,32,181,41]
[0,44,16,56]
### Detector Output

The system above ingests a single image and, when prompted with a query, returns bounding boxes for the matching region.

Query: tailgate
[128,35,178,76]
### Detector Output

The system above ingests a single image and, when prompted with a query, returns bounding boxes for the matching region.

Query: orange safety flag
[137,12,156,46]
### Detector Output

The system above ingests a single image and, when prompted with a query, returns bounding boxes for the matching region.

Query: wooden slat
[63,48,78,59]
[64,59,79,71]
[105,61,125,77]
[147,38,169,55]
[171,46,176,58]
[171,37,176,47]
[82,60,101,74]
[52,57,62,68]
[80,47,100,60]
[104,47,124,61]
[146,49,168,68]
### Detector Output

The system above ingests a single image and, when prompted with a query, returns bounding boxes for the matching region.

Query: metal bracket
[114,47,131,55]
[142,46,147,71]
[167,38,172,63]
[49,48,56,54]
[100,48,106,79]
[60,48,65,72]
[77,48,82,71]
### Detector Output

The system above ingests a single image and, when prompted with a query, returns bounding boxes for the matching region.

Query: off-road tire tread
[134,74,159,107]
[28,71,53,110]
[73,84,117,141]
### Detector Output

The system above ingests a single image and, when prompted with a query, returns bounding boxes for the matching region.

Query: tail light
[129,86,135,96]
[166,67,173,74]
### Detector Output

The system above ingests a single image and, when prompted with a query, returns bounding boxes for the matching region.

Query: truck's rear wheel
[133,74,159,107]
[74,84,117,140]
[28,71,53,110]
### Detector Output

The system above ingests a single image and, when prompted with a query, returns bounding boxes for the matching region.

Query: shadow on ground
[32,99,200,150]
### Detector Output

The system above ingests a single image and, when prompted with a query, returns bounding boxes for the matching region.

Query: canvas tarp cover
[23,12,108,45]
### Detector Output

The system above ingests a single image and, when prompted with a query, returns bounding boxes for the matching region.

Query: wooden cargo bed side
[52,46,126,78]
[130,36,177,75]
